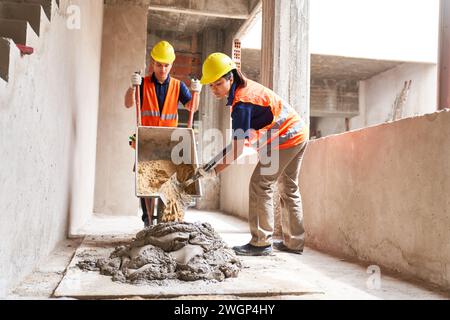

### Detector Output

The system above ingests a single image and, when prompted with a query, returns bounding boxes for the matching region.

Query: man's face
[152,60,172,83]
[209,77,232,99]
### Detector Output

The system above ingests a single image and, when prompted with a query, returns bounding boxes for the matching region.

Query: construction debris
[77,222,242,284]
[391,80,412,121]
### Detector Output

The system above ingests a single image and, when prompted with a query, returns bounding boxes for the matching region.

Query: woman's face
[209,77,233,99]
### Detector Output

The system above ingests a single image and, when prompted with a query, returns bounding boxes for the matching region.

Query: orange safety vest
[232,79,309,150]
[141,76,180,127]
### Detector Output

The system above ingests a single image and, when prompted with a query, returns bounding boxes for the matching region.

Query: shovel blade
[158,173,181,206]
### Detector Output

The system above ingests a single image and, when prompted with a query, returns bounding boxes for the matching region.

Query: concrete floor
[8,210,450,300]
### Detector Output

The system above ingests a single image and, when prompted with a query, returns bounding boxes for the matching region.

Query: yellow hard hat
[200,53,236,85]
[151,41,176,64]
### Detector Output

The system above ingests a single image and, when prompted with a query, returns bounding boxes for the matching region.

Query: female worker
[198,53,309,256]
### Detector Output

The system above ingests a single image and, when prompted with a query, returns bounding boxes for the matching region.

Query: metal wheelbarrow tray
[135,126,202,200]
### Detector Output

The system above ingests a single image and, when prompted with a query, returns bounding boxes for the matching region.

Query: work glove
[131,73,142,87]
[129,133,136,150]
[190,79,202,93]
[195,167,217,179]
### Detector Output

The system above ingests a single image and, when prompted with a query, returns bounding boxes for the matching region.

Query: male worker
[124,40,202,227]
[197,53,309,256]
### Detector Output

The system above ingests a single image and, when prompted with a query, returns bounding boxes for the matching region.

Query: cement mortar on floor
[76,222,242,284]
[54,234,321,299]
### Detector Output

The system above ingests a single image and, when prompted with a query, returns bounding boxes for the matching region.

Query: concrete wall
[0,0,103,293]
[302,110,450,290]
[315,116,347,137]
[351,63,438,130]
[94,3,148,216]
[242,48,261,82]
[316,63,437,137]
[199,28,226,211]
[220,156,257,220]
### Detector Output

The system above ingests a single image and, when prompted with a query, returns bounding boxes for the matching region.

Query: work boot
[143,216,150,228]
[232,243,272,256]
[273,240,303,255]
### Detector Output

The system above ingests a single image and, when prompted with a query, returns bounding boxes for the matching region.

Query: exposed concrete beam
[438,0,450,110]
[310,110,359,118]
[234,0,262,40]
[148,4,249,20]
[261,0,310,125]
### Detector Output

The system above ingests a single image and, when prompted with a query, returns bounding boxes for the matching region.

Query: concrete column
[94,3,148,215]
[195,28,225,210]
[261,0,310,124]
[438,0,450,110]
[261,0,310,236]
[222,31,239,144]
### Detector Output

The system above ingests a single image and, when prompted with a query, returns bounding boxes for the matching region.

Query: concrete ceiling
[148,11,237,33]
[147,0,259,33]
[311,54,404,80]
[242,49,407,81]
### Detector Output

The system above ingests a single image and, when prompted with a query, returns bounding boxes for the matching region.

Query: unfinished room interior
[0,0,449,301]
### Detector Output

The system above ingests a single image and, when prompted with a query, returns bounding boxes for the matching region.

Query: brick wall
[310,79,359,117]
[171,52,202,85]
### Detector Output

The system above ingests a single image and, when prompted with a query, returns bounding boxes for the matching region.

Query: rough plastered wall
[315,117,347,137]
[220,156,257,220]
[94,3,148,216]
[196,28,227,211]
[301,110,450,290]
[0,0,104,294]
[352,62,437,130]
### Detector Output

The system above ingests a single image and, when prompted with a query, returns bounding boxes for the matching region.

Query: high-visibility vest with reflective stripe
[141,76,180,127]
[232,79,308,150]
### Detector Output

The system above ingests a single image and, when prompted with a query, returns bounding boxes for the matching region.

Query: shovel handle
[187,92,198,128]
[134,71,142,126]
[203,143,232,171]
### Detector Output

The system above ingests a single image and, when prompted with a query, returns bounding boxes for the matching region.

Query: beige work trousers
[249,140,308,251]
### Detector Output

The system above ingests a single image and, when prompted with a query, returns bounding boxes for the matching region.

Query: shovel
[158,144,232,207]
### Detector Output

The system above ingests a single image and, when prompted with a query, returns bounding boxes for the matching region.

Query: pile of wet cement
[77,222,242,284]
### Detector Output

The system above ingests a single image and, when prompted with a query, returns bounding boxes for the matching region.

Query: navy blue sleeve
[179,82,192,105]
[231,103,252,140]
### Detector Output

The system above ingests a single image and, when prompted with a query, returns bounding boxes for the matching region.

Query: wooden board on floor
[54,236,323,299]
